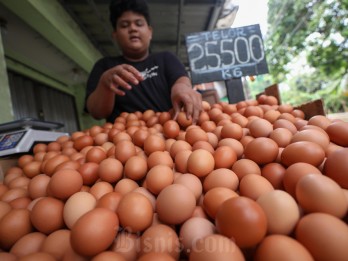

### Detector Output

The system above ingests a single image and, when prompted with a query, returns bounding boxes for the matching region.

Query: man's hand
[101,64,144,96]
[171,77,202,124]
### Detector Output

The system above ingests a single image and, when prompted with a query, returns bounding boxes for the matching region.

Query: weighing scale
[0,118,69,157]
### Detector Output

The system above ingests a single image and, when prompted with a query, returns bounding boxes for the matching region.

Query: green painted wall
[0,31,14,123]
[0,0,104,130]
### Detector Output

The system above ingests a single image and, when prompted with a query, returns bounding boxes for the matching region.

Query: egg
[179,217,216,254]
[323,148,348,189]
[281,141,325,167]
[231,158,261,180]
[295,213,348,261]
[244,137,279,165]
[296,174,348,218]
[173,173,203,201]
[0,208,33,250]
[63,191,97,229]
[10,232,46,257]
[239,174,274,200]
[30,197,65,234]
[109,231,139,261]
[213,145,237,169]
[203,168,239,192]
[189,234,245,261]
[98,158,123,183]
[117,192,153,233]
[139,224,180,259]
[254,234,314,261]
[70,208,119,257]
[48,169,83,200]
[91,251,127,261]
[187,149,215,178]
[215,196,267,248]
[326,121,348,146]
[257,190,300,235]
[156,184,196,225]
[203,187,239,219]
[40,229,71,260]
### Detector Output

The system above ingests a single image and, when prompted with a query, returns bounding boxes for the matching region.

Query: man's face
[113,11,152,59]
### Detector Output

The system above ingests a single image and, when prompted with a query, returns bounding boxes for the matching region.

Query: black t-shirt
[85,51,188,123]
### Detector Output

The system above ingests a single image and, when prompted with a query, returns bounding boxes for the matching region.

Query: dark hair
[109,0,151,30]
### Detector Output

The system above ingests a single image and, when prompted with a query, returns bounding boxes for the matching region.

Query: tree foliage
[265,0,348,112]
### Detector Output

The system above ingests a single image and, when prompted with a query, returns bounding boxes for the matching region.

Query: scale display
[0,118,69,157]
[0,131,26,151]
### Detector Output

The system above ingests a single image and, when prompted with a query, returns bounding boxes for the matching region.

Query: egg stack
[0,95,348,261]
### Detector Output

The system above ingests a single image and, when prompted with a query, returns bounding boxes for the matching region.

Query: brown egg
[91,251,126,261]
[70,208,119,257]
[0,201,11,221]
[296,174,348,218]
[0,208,33,250]
[123,155,148,181]
[145,165,174,195]
[203,187,239,219]
[326,121,348,147]
[282,162,322,197]
[139,224,180,259]
[114,178,139,195]
[173,173,203,200]
[179,217,216,254]
[324,148,348,189]
[273,119,298,134]
[239,174,274,200]
[117,192,153,233]
[143,134,166,155]
[156,184,196,225]
[191,140,215,153]
[98,158,123,183]
[232,158,261,180]
[162,120,180,139]
[63,191,97,229]
[73,135,94,151]
[114,140,137,164]
[22,160,42,179]
[9,197,32,209]
[147,151,173,169]
[17,154,34,169]
[291,129,330,150]
[244,137,279,165]
[43,154,70,177]
[269,128,293,148]
[220,122,243,140]
[169,140,192,158]
[218,138,244,158]
[40,229,71,260]
[185,127,209,146]
[216,196,267,248]
[8,176,30,189]
[109,231,139,261]
[187,149,215,178]
[133,187,156,211]
[18,252,56,261]
[295,213,348,261]
[254,234,314,261]
[307,115,332,130]
[189,234,245,261]
[257,190,300,235]
[261,162,286,190]
[1,187,28,203]
[48,169,83,200]
[78,162,99,186]
[10,232,46,257]
[281,141,325,167]
[30,197,64,234]
[213,145,237,169]
[85,146,107,163]
[203,168,239,192]
[174,150,192,173]
[248,118,273,138]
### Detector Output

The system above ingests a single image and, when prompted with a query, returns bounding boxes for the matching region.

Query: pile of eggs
[1,94,348,261]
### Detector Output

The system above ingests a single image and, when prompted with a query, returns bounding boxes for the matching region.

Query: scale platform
[0,118,69,157]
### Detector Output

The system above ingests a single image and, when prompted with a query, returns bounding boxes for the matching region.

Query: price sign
[186,24,268,84]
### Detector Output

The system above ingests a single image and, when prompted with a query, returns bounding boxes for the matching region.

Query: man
[85,0,202,123]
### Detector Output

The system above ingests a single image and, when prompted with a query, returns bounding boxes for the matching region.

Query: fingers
[172,91,202,125]
[108,64,143,95]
